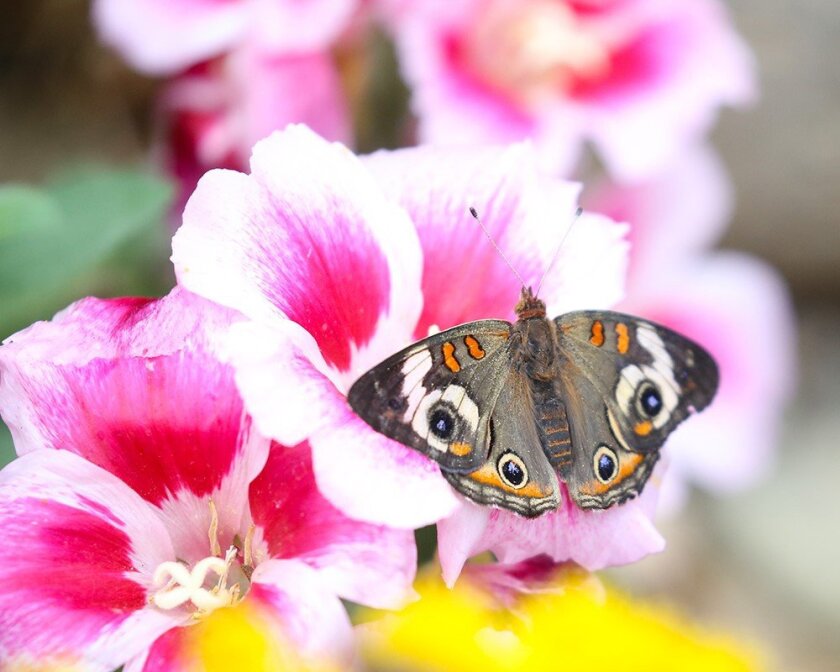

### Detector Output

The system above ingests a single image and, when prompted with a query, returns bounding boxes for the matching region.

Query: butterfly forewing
[554,311,719,455]
[347,320,513,474]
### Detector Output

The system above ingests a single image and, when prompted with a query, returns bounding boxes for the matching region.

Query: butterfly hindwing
[443,368,560,518]
[551,372,660,509]
[347,320,513,473]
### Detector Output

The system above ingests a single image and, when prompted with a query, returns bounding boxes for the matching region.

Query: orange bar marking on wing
[634,420,653,436]
[590,320,605,347]
[464,335,486,359]
[442,342,461,373]
[616,323,630,354]
[467,465,551,498]
[450,442,473,457]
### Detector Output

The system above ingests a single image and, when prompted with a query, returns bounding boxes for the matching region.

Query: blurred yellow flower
[360,565,764,672]
[184,602,337,672]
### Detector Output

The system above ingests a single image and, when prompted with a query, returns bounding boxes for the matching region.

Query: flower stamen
[208,498,221,558]
[152,546,244,614]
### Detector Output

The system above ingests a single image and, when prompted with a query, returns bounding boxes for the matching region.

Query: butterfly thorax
[511,287,557,381]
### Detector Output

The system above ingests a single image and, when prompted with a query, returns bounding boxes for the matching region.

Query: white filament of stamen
[152,546,239,613]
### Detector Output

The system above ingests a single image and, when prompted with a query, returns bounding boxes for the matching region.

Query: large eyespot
[497,453,528,489]
[593,445,618,484]
[429,408,456,439]
[635,382,663,419]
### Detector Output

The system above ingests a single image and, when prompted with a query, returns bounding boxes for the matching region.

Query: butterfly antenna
[469,207,528,289]
[534,206,583,297]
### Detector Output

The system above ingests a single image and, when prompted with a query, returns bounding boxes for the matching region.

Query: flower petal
[163,46,351,218]
[250,0,359,54]
[249,441,417,608]
[173,125,423,374]
[586,143,732,293]
[438,485,664,586]
[310,405,461,529]
[250,559,355,665]
[626,253,796,499]
[0,289,261,520]
[224,320,459,530]
[93,0,248,75]
[363,142,629,337]
[583,0,756,181]
[0,450,182,668]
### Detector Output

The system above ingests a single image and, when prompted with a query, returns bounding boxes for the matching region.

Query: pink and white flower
[172,124,665,583]
[586,146,796,509]
[385,0,756,181]
[93,0,361,75]
[0,287,415,670]
[161,44,351,217]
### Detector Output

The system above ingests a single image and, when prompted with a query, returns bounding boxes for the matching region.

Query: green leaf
[0,185,63,241]
[0,421,13,469]
[0,167,174,338]
[0,168,173,295]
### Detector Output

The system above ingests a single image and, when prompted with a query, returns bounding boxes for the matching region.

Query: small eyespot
[593,445,618,484]
[429,408,455,439]
[636,382,663,419]
[497,453,528,489]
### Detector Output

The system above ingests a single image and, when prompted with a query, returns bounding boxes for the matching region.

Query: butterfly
[348,286,719,518]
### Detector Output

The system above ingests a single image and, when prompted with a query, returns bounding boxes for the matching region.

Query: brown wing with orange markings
[348,320,515,474]
[553,311,719,509]
[442,366,560,518]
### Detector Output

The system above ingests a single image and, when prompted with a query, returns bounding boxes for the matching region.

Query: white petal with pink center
[362,142,628,335]
[0,451,184,668]
[387,0,756,181]
[0,287,417,668]
[172,126,665,577]
[93,0,249,75]
[173,125,423,381]
[224,319,460,528]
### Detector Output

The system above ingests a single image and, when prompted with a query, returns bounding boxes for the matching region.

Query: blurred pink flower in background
[384,0,756,180]
[93,0,359,214]
[586,146,796,509]
[161,45,351,215]
[0,287,415,670]
[172,125,666,582]
[93,0,361,75]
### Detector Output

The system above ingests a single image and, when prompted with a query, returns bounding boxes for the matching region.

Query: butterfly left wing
[442,366,560,518]
[551,311,718,509]
[348,320,514,474]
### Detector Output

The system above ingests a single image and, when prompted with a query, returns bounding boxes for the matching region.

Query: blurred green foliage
[0,166,175,467]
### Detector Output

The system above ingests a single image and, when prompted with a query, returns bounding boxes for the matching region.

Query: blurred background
[0,2,837,670]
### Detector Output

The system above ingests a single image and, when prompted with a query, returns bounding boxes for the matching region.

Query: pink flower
[0,287,415,669]
[586,146,796,509]
[161,44,351,218]
[93,0,361,75]
[385,0,756,180]
[172,124,665,583]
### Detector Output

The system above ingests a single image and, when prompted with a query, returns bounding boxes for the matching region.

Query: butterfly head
[515,286,546,320]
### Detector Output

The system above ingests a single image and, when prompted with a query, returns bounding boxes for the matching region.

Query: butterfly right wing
[347,320,514,474]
